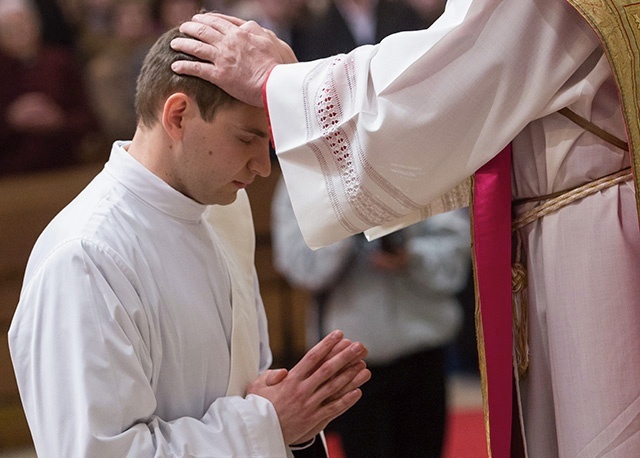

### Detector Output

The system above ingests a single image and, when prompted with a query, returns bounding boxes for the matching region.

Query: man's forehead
[220,104,269,135]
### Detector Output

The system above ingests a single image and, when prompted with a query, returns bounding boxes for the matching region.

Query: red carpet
[326,409,488,458]
[443,409,488,458]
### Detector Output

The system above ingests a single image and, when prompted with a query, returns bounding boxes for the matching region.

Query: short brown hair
[135,26,236,128]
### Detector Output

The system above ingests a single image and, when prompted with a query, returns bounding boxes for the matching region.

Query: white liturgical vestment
[9,142,291,457]
[266,0,640,456]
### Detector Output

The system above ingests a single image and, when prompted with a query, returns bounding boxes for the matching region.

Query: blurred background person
[152,0,203,32]
[0,0,99,176]
[404,0,446,26]
[67,0,117,61]
[241,0,314,54]
[32,0,77,48]
[294,0,429,62]
[84,0,206,152]
[84,0,156,150]
[272,179,471,458]
[203,0,245,15]
[264,6,466,456]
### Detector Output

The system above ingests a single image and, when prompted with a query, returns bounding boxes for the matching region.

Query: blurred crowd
[0,0,445,177]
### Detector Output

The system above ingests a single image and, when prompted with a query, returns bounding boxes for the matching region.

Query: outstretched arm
[170,13,297,107]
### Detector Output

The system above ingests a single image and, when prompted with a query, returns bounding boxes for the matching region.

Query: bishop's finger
[186,12,246,34]
[177,20,223,47]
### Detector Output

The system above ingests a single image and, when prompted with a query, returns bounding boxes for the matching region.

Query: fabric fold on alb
[205,190,260,397]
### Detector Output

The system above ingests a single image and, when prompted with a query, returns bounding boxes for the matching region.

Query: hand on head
[247,330,371,446]
[170,13,298,108]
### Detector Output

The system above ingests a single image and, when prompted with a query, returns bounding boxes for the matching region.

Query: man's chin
[212,192,238,206]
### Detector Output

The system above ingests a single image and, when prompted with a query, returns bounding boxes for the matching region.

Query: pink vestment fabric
[472,147,513,457]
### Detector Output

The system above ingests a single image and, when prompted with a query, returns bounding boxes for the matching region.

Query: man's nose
[250,147,271,177]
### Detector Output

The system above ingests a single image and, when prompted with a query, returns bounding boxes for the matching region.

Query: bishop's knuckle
[194,24,209,40]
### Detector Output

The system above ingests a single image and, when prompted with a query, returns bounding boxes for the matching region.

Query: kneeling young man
[9,27,370,457]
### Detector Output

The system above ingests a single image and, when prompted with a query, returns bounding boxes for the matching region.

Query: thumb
[265,368,288,386]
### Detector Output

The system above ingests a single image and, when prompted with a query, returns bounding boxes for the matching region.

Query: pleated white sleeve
[265,0,600,249]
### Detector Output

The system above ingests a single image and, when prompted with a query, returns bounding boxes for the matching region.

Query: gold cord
[510,167,633,378]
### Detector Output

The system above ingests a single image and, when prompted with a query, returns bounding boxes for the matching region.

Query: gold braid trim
[512,167,633,231]
[469,175,493,458]
[565,0,640,226]
[510,167,633,378]
[512,104,630,377]
[559,107,629,151]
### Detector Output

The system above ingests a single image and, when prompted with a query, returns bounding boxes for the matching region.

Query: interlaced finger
[310,360,369,405]
[286,330,345,381]
[324,364,372,403]
[311,388,364,431]
[303,342,367,392]
[299,338,352,379]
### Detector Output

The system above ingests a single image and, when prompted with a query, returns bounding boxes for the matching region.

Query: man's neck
[127,127,173,185]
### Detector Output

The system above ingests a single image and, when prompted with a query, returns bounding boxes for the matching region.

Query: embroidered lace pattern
[304,55,428,232]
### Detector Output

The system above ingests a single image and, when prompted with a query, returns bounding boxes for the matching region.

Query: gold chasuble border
[566,0,640,222]
[469,179,492,457]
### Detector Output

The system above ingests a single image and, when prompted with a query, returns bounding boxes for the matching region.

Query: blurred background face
[158,0,202,29]
[112,0,155,42]
[407,0,447,21]
[335,0,373,9]
[0,1,42,59]
[85,0,114,10]
[259,0,306,26]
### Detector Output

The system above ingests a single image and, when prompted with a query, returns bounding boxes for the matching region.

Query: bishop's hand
[170,12,298,108]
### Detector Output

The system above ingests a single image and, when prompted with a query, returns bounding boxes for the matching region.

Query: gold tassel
[512,232,529,379]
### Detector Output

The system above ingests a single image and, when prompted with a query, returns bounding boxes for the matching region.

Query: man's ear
[162,93,192,141]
